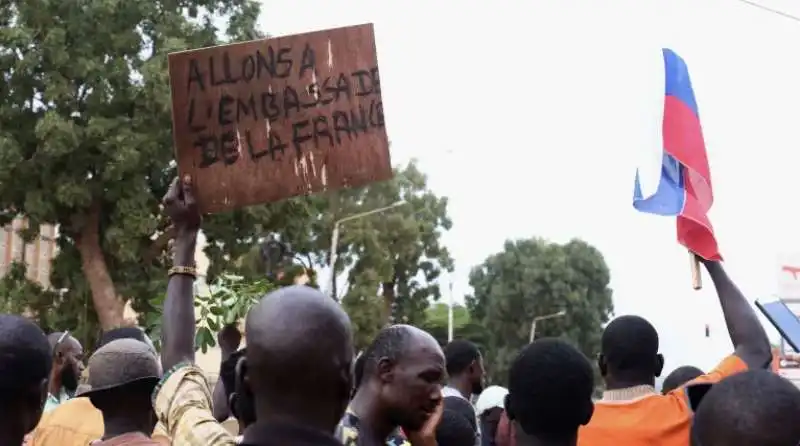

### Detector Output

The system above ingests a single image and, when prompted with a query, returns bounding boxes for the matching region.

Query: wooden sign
[167,23,391,213]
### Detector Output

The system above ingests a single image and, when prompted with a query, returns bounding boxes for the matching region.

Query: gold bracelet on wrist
[168,265,197,278]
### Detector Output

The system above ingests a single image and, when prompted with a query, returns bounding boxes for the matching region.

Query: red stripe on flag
[677,168,722,261]
[663,91,720,260]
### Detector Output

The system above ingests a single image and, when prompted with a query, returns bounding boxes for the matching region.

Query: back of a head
[353,351,366,389]
[693,370,800,446]
[443,396,478,432]
[662,365,704,394]
[0,315,51,430]
[436,408,478,446]
[85,338,161,416]
[444,339,481,377]
[507,338,594,442]
[361,324,417,377]
[245,286,353,428]
[601,315,659,377]
[98,327,155,352]
[221,348,246,401]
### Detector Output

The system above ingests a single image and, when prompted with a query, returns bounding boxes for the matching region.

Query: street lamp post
[529,310,566,343]
[328,201,407,299]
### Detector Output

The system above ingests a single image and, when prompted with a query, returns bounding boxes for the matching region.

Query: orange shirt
[578,355,748,446]
[29,397,170,446]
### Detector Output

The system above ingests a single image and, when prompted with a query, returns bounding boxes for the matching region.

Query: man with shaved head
[45,331,84,412]
[340,324,445,446]
[235,285,354,446]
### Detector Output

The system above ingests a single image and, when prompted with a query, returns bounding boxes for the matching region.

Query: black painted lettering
[218,95,235,126]
[260,92,280,121]
[299,43,316,79]
[221,52,239,85]
[276,47,293,78]
[268,131,287,160]
[236,95,257,123]
[292,120,312,156]
[331,111,352,144]
[209,55,222,86]
[209,54,237,87]
[312,115,333,147]
[187,59,205,92]
[245,129,269,161]
[255,49,276,78]
[220,131,239,165]
[352,70,373,96]
[196,136,219,168]
[370,67,381,94]
[350,105,369,135]
[369,100,384,128]
[283,86,301,118]
[302,84,320,109]
[187,98,207,133]
[328,73,351,102]
[241,55,256,82]
[318,77,335,105]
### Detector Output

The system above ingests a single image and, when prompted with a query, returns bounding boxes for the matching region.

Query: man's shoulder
[32,397,103,443]
[441,386,466,399]
[585,393,691,431]
[335,412,360,445]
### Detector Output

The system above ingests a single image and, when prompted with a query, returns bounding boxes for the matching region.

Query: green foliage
[144,274,275,353]
[340,269,386,350]
[466,238,614,385]
[418,302,489,351]
[336,160,454,339]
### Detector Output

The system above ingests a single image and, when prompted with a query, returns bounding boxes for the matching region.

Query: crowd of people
[2,176,800,446]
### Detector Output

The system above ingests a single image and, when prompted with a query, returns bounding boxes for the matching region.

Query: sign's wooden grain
[168,23,391,213]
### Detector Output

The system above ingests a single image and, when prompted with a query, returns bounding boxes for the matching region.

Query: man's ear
[655,354,665,378]
[597,354,607,377]
[377,357,394,383]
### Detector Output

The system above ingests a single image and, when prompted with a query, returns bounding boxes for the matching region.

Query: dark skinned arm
[212,375,230,422]
[160,177,201,371]
[212,324,241,421]
[704,260,771,368]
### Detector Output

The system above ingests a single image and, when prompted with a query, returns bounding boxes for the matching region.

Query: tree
[417,302,490,349]
[0,0,323,333]
[466,238,614,384]
[336,160,454,339]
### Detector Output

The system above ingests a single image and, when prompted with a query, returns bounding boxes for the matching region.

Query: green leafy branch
[144,274,275,353]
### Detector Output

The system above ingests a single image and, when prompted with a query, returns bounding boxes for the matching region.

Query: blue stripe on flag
[633,153,686,216]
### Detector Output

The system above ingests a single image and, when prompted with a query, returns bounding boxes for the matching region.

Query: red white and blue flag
[633,49,721,261]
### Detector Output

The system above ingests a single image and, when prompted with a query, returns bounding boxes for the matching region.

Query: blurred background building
[0,217,57,288]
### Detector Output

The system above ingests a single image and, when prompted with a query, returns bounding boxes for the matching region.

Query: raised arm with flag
[633,48,721,263]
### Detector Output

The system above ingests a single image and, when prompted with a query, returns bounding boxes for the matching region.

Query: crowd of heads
[7,280,800,446]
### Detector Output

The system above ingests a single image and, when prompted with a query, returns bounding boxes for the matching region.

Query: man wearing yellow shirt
[29,328,170,446]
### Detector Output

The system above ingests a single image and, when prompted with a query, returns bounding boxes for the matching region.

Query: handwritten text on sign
[168,24,391,213]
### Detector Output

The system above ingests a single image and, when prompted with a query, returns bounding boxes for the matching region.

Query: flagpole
[691,252,702,290]
[447,280,454,342]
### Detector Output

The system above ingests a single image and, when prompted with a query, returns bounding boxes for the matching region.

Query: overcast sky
[258,0,800,373]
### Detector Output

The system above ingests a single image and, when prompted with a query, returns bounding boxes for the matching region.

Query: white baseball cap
[475,385,509,416]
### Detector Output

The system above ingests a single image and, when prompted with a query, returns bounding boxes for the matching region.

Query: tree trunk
[382,281,395,323]
[76,202,124,330]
